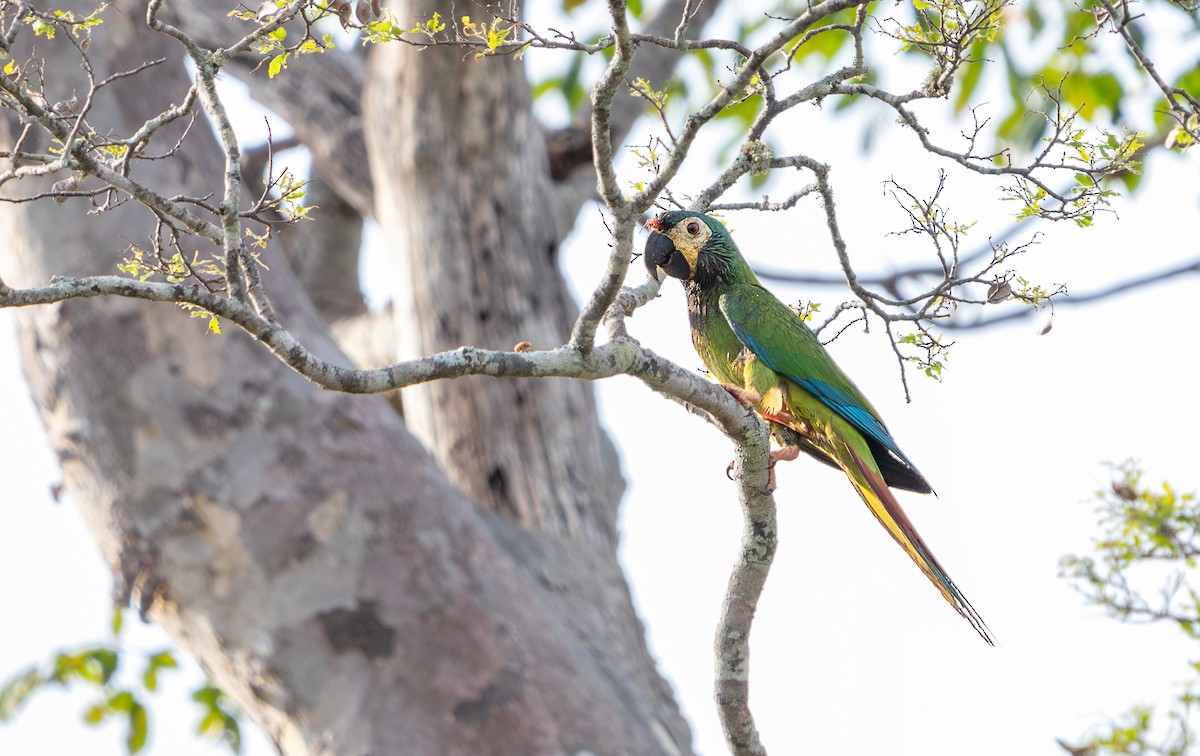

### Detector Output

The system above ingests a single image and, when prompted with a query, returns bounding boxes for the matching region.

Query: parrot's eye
[686,221,700,235]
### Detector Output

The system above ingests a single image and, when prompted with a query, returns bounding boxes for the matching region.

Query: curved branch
[715,459,777,756]
[0,265,780,752]
[0,270,765,439]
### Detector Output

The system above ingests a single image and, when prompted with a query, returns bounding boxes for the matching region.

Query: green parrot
[643,209,994,645]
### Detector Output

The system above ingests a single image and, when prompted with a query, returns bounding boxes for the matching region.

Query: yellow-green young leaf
[208,316,221,335]
[268,52,288,78]
[31,19,55,39]
[83,704,107,724]
[198,707,223,735]
[1165,124,1194,151]
[107,690,135,713]
[144,650,177,690]
[111,608,124,637]
[3,59,16,76]
[127,703,148,754]
[0,668,43,721]
[486,21,510,50]
[81,649,118,684]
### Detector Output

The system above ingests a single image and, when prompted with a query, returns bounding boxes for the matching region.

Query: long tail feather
[843,442,995,645]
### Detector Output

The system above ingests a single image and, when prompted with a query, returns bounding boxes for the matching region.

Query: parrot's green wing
[718,284,923,478]
[720,284,995,643]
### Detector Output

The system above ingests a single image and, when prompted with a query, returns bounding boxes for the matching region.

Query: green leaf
[86,649,119,684]
[143,651,177,691]
[192,685,220,706]
[83,703,107,724]
[107,690,135,713]
[193,684,243,752]
[127,702,148,753]
[52,648,118,685]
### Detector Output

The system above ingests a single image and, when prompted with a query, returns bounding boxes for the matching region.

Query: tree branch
[938,257,1200,330]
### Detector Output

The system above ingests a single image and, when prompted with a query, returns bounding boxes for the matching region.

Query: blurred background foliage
[529,0,1198,194]
[1060,463,1200,755]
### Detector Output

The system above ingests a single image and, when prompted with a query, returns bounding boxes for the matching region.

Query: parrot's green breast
[686,283,750,387]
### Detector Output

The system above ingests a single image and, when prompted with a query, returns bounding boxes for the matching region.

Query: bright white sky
[2,5,1199,755]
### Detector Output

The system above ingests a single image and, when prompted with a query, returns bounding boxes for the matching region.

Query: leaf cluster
[1059,462,1200,755]
[0,609,241,754]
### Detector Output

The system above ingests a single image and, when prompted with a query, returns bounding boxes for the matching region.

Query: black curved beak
[644,232,690,280]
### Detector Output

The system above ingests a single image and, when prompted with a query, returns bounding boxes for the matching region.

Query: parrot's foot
[725,445,803,492]
[770,445,802,465]
[720,384,761,409]
[762,446,802,492]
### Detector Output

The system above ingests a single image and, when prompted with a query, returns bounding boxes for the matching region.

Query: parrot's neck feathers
[691,237,758,291]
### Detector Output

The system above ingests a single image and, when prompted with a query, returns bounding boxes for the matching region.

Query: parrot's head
[643,211,740,288]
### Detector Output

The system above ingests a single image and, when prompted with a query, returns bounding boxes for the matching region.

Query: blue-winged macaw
[644,210,993,644]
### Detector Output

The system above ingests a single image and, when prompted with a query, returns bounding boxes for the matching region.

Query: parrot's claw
[720,383,761,410]
[725,458,775,492]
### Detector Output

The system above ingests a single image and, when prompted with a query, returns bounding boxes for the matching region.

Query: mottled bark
[2,2,690,754]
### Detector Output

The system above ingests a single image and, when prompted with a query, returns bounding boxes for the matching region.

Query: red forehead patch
[645,215,664,231]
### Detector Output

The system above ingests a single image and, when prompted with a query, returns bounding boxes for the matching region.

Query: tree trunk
[367,3,623,538]
[1,2,690,754]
